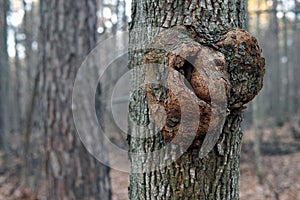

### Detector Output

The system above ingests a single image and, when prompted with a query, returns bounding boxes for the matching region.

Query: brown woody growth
[143,26,265,147]
[216,28,265,107]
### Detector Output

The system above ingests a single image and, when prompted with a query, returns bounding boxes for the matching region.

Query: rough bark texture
[38,1,111,199]
[128,0,264,199]
[142,26,228,147]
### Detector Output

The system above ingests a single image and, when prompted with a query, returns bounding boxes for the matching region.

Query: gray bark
[20,0,40,186]
[252,96,263,185]
[128,0,264,199]
[0,0,10,150]
[37,0,112,199]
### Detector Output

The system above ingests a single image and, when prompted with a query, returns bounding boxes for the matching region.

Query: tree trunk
[0,0,10,151]
[268,0,282,125]
[252,96,263,185]
[38,0,111,199]
[20,0,40,187]
[128,0,264,199]
[14,28,22,132]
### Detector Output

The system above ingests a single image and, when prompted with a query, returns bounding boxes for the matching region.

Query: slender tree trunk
[293,2,300,114]
[269,0,282,125]
[252,96,263,185]
[0,0,6,149]
[0,0,10,151]
[128,0,264,199]
[14,29,23,132]
[20,0,40,187]
[38,0,111,199]
[21,71,39,187]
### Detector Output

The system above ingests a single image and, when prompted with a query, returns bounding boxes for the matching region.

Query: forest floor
[0,120,299,199]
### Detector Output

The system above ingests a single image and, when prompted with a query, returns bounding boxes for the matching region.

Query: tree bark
[38,0,111,199]
[0,0,10,151]
[20,0,40,187]
[128,0,264,199]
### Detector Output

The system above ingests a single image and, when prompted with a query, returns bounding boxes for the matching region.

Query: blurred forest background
[0,0,299,199]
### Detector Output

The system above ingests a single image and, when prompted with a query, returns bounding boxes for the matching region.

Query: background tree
[0,0,11,157]
[128,0,264,199]
[36,0,111,199]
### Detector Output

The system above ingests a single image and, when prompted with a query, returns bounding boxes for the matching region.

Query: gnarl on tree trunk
[143,26,264,148]
[128,0,265,199]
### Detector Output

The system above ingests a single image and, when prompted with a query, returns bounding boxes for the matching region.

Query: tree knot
[140,25,265,147]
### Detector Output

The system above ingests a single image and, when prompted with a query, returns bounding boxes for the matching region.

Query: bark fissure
[38,0,111,199]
